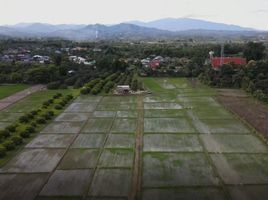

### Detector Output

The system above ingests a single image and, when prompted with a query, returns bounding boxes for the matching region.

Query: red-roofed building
[211,57,247,69]
[149,60,161,70]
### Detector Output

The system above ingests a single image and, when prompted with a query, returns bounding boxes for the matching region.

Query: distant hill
[0,18,265,41]
[128,18,254,32]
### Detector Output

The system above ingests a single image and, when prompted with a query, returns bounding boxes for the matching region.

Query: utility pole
[220,43,224,66]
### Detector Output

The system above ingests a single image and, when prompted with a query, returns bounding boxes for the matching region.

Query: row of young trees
[0,93,74,158]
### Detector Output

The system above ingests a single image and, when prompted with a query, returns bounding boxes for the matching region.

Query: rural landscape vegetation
[1,0,268,200]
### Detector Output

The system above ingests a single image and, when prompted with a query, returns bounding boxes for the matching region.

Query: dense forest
[199,42,268,102]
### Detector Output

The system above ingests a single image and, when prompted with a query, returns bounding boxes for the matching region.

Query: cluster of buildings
[141,56,165,70]
[68,56,96,66]
[0,53,50,63]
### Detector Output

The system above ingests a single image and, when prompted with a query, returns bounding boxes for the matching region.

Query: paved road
[0,85,46,111]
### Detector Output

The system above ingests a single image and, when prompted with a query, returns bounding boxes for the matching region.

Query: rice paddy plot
[191,107,234,119]
[41,121,84,134]
[144,102,183,110]
[98,149,134,168]
[179,96,221,108]
[0,149,65,173]
[0,173,48,200]
[105,134,135,149]
[101,96,136,103]
[96,103,119,111]
[200,134,268,153]
[0,121,11,129]
[82,118,114,133]
[143,134,203,152]
[0,112,24,122]
[89,169,132,197]
[3,100,41,113]
[55,112,91,122]
[26,134,75,148]
[116,110,138,118]
[144,109,186,118]
[118,102,137,110]
[156,79,176,89]
[58,149,99,169]
[142,187,227,200]
[195,119,251,134]
[228,185,268,200]
[143,95,177,103]
[71,134,106,148]
[39,169,93,196]
[65,102,97,113]
[142,153,219,187]
[168,78,191,89]
[111,118,137,133]
[93,111,116,118]
[144,118,195,133]
[75,95,102,103]
[211,154,268,184]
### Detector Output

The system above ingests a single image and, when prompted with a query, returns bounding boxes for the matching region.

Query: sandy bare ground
[0,85,45,111]
[216,89,268,140]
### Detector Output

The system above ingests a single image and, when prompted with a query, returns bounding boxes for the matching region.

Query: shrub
[19,115,29,123]
[59,101,66,107]
[25,126,35,133]
[42,113,51,120]
[0,130,10,139]
[0,145,6,158]
[42,101,50,107]
[47,81,61,90]
[48,99,54,104]
[91,88,98,95]
[6,125,16,132]
[30,110,38,116]
[47,111,54,116]
[55,104,63,110]
[36,117,46,124]
[11,136,23,145]
[26,113,34,119]
[59,84,68,89]
[66,94,73,100]
[19,130,30,138]
[31,122,37,127]
[2,140,15,151]
[80,88,90,95]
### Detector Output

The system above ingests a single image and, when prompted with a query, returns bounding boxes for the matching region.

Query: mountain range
[0,18,266,41]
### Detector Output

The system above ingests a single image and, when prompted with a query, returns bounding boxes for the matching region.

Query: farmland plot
[194,119,251,134]
[111,118,137,133]
[41,121,84,134]
[144,109,186,118]
[211,154,268,184]
[144,102,182,110]
[99,149,134,168]
[1,78,268,200]
[105,134,135,149]
[143,134,203,152]
[82,118,113,133]
[144,118,195,133]
[142,188,226,200]
[89,169,132,197]
[142,153,219,187]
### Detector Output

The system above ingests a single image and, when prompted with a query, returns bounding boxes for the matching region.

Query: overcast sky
[1,0,268,30]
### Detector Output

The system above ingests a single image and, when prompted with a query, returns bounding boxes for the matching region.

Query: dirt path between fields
[216,89,268,140]
[0,85,45,111]
[129,95,143,200]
